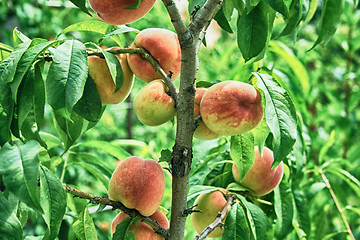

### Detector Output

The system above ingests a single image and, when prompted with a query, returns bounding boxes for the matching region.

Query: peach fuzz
[133,80,176,126]
[232,146,284,197]
[191,189,228,238]
[89,0,156,25]
[88,53,134,104]
[193,88,221,140]
[111,210,169,240]
[108,156,165,216]
[200,80,264,136]
[128,28,181,82]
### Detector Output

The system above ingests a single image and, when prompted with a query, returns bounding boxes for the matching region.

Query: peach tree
[0,0,356,240]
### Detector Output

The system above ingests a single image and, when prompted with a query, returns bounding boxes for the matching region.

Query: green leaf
[223,203,251,240]
[86,43,124,92]
[326,169,360,198]
[73,75,103,122]
[0,192,23,240]
[52,110,84,151]
[268,41,310,96]
[265,0,290,18]
[10,40,59,102]
[226,182,249,192]
[238,195,274,239]
[101,26,139,41]
[310,0,344,50]
[69,162,109,190]
[278,0,302,37]
[245,0,262,12]
[77,140,131,160]
[302,0,319,26]
[159,148,172,163]
[230,132,255,182]
[214,8,233,33]
[70,0,92,16]
[0,141,42,211]
[292,190,311,237]
[125,0,144,9]
[17,64,46,146]
[73,207,98,240]
[13,27,31,45]
[46,40,88,119]
[57,21,110,38]
[39,165,67,240]
[237,1,269,61]
[112,216,136,240]
[253,73,297,166]
[68,152,113,178]
[274,179,294,239]
[0,42,12,61]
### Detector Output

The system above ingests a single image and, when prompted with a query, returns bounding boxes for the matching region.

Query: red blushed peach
[193,88,221,140]
[128,28,181,82]
[108,156,165,216]
[133,80,176,126]
[88,53,134,104]
[200,81,264,136]
[191,189,228,238]
[89,0,156,25]
[232,146,284,197]
[111,210,169,240]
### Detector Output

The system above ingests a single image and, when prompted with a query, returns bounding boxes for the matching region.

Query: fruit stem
[318,168,355,240]
[64,185,170,239]
[195,195,235,240]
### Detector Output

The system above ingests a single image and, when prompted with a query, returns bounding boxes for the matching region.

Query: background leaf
[0,192,23,240]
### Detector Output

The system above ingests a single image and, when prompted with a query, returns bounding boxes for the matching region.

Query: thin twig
[195,195,235,240]
[319,168,355,240]
[64,186,170,239]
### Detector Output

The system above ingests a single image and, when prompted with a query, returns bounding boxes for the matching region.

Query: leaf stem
[319,168,355,240]
[64,185,170,239]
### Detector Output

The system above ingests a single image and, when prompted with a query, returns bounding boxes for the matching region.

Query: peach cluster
[191,146,284,238]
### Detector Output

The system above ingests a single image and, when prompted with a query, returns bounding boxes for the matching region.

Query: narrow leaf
[0,192,23,240]
[253,73,297,166]
[265,0,290,18]
[223,203,252,240]
[187,185,219,207]
[13,27,31,45]
[57,21,111,38]
[112,216,136,240]
[125,0,144,9]
[230,132,255,182]
[310,0,344,50]
[70,0,92,16]
[77,140,131,160]
[237,1,268,61]
[69,162,109,190]
[73,207,98,240]
[274,180,294,239]
[46,40,88,119]
[0,42,12,61]
[0,141,42,211]
[278,0,302,37]
[40,165,67,240]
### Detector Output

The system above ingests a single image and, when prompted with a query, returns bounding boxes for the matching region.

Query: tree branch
[189,0,223,35]
[64,186,170,239]
[319,169,355,240]
[195,195,235,240]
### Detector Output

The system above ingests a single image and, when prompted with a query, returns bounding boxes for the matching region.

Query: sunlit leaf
[223,203,251,239]
[73,207,98,240]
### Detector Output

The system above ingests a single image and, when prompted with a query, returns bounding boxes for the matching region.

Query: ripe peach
[133,80,176,126]
[89,0,156,25]
[193,88,221,140]
[88,53,134,104]
[191,189,228,238]
[108,156,165,216]
[128,28,181,82]
[200,81,263,136]
[111,210,169,240]
[232,146,284,197]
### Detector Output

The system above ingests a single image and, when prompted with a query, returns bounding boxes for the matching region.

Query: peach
[108,156,165,216]
[111,210,169,240]
[191,189,228,238]
[133,80,176,126]
[193,88,221,140]
[232,146,284,197]
[200,81,264,136]
[89,0,156,25]
[128,28,181,82]
[88,53,134,104]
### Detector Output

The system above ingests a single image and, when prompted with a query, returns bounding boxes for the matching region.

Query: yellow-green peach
[191,189,228,238]
[108,156,165,216]
[88,53,134,104]
[133,80,176,126]
[200,81,263,136]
